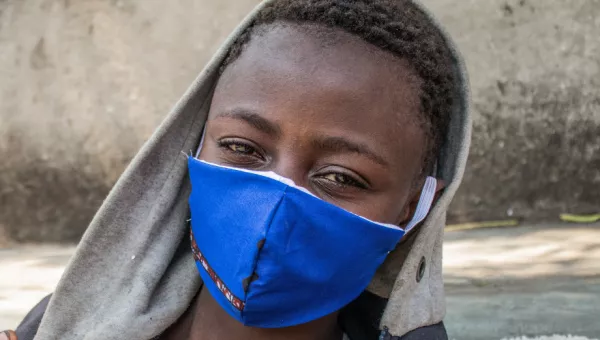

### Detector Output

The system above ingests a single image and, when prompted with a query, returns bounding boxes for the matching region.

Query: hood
[33,1,470,339]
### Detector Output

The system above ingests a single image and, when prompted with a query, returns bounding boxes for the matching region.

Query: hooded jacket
[13,1,470,339]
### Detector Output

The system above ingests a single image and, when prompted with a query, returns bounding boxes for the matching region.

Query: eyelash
[217,139,265,161]
[216,139,369,192]
[317,172,369,190]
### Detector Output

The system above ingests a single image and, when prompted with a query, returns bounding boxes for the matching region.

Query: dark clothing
[340,291,448,340]
[15,295,51,340]
[15,293,447,340]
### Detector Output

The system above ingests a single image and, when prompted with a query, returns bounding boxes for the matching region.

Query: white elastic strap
[195,126,207,158]
[404,176,437,232]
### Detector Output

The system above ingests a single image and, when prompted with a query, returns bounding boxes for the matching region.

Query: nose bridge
[271,155,309,188]
[270,137,313,188]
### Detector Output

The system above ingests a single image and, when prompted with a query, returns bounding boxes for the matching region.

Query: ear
[398,178,446,229]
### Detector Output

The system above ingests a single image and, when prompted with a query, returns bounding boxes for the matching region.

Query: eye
[227,143,254,155]
[314,167,370,195]
[217,138,266,163]
[321,173,364,187]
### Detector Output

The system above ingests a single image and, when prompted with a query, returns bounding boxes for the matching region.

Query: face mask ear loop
[195,126,207,159]
[404,176,437,233]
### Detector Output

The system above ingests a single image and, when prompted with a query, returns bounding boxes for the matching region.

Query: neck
[164,287,343,340]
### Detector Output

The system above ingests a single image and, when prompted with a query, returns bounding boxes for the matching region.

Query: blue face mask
[187,156,436,328]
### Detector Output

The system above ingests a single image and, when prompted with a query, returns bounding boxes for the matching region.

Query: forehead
[212,23,425,172]
[222,23,423,109]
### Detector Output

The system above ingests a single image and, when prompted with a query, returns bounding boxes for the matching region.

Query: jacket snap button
[417,256,426,282]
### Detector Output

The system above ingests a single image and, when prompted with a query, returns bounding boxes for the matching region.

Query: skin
[162,23,444,340]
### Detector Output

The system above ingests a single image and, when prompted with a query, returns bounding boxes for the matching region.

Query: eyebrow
[312,136,389,168]
[214,109,387,167]
[215,109,281,137]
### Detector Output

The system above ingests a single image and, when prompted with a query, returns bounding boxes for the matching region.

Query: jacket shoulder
[397,323,448,340]
[14,294,52,340]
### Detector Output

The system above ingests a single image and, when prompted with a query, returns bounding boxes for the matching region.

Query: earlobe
[398,197,418,228]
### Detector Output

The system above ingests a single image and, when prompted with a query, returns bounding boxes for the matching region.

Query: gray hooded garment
[32,1,470,339]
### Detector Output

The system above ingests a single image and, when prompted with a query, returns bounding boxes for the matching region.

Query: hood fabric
[33,1,470,339]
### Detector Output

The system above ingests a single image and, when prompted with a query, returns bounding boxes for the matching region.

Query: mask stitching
[190,229,246,311]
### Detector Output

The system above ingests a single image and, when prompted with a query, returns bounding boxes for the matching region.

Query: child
[6,0,470,339]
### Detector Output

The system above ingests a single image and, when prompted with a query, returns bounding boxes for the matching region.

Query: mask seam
[241,186,288,319]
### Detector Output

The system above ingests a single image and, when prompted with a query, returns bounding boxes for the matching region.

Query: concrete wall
[437,0,600,222]
[1,0,598,242]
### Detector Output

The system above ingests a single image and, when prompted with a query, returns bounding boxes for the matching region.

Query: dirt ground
[1,223,599,339]
[443,223,600,340]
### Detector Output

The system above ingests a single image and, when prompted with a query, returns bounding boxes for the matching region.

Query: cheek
[197,130,226,163]
[331,188,411,225]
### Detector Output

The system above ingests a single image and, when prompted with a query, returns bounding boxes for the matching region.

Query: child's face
[200,24,426,225]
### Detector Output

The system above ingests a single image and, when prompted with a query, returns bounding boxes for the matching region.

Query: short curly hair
[221,0,456,177]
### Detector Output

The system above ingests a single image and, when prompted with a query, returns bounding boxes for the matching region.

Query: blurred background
[0,0,599,339]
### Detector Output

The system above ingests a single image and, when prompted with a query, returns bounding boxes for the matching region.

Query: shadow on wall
[449,80,600,222]
[0,134,116,242]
